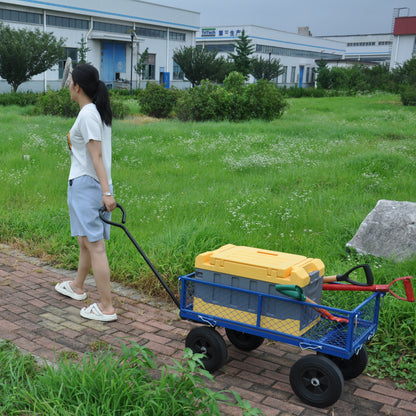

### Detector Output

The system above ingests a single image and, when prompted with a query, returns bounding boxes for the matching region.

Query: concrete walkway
[0,245,414,416]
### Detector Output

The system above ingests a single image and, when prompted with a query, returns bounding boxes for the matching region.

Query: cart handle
[99,203,126,226]
[99,204,181,308]
[323,264,374,286]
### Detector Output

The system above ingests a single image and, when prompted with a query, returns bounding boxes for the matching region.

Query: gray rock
[346,199,416,262]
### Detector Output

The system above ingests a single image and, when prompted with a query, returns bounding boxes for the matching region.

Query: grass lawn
[0,92,415,388]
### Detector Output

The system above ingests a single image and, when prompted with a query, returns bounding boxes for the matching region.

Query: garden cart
[100,204,415,408]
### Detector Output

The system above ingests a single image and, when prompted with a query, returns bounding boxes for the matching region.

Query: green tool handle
[275,284,306,301]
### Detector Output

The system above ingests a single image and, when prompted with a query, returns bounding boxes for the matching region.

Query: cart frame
[179,272,382,360]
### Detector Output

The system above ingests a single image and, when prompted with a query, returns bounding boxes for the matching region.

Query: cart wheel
[319,345,368,380]
[225,328,264,351]
[290,355,344,408]
[185,326,227,372]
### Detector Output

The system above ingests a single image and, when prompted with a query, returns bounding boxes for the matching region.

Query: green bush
[109,88,141,98]
[176,77,287,122]
[245,80,288,121]
[400,84,416,106]
[34,88,129,119]
[139,82,177,118]
[176,81,222,121]
[0,91,41,106]
[110,99,130,119]
[34,88,78,117]
[222,72,248,121]
[223,71,245,93]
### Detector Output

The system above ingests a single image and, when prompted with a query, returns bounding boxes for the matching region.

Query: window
[290,66,296,83]
[59,48,78,78]
[256,44,342,60]
[413,39,416,57]
[281,66,288,83]
[0,7,43,24]
[347,42,376,47]
[143,54,156,80]
[170,31,186,42]
[203,44,235,52]
[306,67,310,83]
[173,61,184,80]
[94,21,131,34]
[136,27,167,39]
[46,15,89,29]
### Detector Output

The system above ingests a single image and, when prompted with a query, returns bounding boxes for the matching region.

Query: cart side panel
[179,275,381,358]
[193,269,322,336]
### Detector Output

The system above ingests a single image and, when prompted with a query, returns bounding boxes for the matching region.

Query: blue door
[101,42,126,86]
[298,66,304,87]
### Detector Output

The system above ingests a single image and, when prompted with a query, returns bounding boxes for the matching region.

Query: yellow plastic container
[193,244,325,336]
[195,244,325,287]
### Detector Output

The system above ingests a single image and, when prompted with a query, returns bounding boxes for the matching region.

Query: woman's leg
[80,236,114,315]
[70,236,91,294]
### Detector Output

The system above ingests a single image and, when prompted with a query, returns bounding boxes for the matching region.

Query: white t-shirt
[67,103,112,185]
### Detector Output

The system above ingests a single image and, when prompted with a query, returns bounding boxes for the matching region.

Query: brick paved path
[0,244,414,416]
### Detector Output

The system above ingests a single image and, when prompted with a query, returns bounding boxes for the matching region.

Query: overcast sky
[144,0,414,36]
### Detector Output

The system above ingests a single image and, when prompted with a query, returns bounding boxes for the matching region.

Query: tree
[315,59,331,89]
[250,55,284,81]
[391,56,416,88]
[228,30,255,79]
[134,47,149,89]
[77,35,91,64]
[173,46,230,86]
[0,23,65,92]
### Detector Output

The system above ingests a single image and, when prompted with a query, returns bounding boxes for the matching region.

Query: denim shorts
[68,175,112,242]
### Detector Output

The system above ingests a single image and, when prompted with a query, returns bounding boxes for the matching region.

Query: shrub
[139,82,177,118]
[222,72,248,121]
[0,91,41,106]
[110,99,130,119]
[245,80,287,121]
[223,71,245,93]
[176,77,287,122]
[400,84,416,106]
[34,88,78,117]
[175,81,222,121]
[34,88,129,119]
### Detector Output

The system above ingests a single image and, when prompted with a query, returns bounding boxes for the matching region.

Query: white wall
[391,35,416,69]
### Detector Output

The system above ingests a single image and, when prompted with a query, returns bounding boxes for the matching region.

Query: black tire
[225,328,264,351]
[185,326,227,372]
[319,346,368,380]
[290,355,344,408]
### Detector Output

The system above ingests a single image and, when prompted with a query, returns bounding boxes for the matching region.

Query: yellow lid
[195,244,325,287]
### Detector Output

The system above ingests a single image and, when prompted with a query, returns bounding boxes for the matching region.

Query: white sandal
[55,281,87,301]
[80,303,117,322]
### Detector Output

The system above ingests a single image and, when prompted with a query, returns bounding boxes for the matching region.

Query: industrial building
[0,0,199,92]
[0,1,415,92]
[390,15,416,69]
[320,33,392,64]
[196,25,345,88]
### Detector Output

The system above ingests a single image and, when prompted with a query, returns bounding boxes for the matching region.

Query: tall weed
[0,341,262,415]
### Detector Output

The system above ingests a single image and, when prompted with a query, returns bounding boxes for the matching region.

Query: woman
[55,64,117,322]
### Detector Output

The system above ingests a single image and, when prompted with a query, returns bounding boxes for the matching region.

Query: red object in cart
[323,276,415,302]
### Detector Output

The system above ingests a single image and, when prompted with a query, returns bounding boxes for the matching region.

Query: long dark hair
[71,64,112,126]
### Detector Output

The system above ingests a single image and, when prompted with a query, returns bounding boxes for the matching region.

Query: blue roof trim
[19,0,199,30]
[197,34,345,53]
